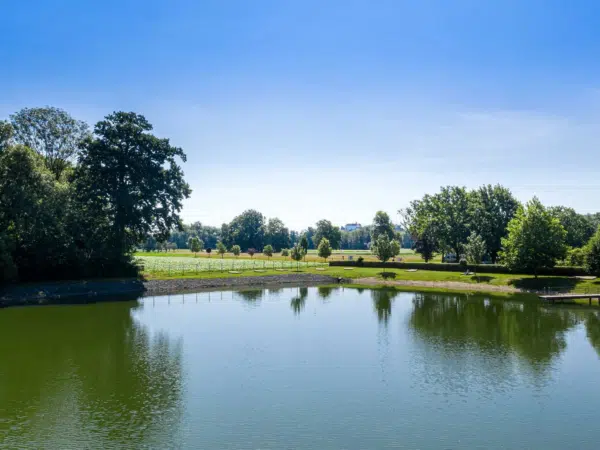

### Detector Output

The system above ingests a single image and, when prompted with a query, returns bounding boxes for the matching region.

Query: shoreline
[0,274,341,307]
[1,272,559,308]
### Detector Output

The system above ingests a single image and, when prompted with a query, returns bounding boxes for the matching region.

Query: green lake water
[2,287,600,449]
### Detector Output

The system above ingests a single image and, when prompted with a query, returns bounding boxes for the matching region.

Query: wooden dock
[539,293,600,306]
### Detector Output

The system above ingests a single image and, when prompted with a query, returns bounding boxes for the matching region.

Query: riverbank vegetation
[0,107,190,283]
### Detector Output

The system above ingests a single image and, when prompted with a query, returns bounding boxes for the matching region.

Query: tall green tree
[188,236,203,256]
[228,209,265,251]
[470,184,519,262]
[265,217,290,251]
[464,232,486,266]
[412,226,438,263]
[10,107,89,178]
[299,234,309,255]
[499,198,567,277]
[549,206,595,248]
[406,186,472,259]
[75,112,191,257]
[216,241,227,258]
[231,244,241,257]
[0,121,14,152]
[317,238,332,261]
[263,244,274,258]
[371,211,395,241]
[584,227,600,275]
[290,244,305,270]
[372,234,400,263]
[313,219,342,249]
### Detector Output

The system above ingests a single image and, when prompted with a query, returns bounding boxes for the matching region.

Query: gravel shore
[144,274,340,295]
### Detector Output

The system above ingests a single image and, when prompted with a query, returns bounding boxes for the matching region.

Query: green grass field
[136,248,441,263]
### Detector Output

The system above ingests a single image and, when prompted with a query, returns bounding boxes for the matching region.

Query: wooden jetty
[539,293,600,306]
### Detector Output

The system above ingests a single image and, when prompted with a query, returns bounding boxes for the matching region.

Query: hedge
[329,260,588,277]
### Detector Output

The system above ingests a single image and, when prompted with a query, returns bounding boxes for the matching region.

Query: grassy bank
[143,265,600,295]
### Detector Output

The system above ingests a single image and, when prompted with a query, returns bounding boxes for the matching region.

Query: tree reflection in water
[0,301,184,449]
[371,289,400,326]
[290,287,308,315]
[409,293,580,370]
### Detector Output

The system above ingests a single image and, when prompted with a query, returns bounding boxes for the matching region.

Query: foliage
[406,186,472,258]
[216,241,227,258]
[584,227,600,275]
[299,234,309,254]
[227,210,266,251]
[566,247,585,266]
[247,248,256,258]
[313,219,342,249]
[281,248,289,257]
[317,238,332,261]
[206,248,212,257]
[263,244,274,258]
[188,237,203,255]
[372,234,400,263]
[231,244,241,257]
[412,226,438,262]
[356,256,365,266]
[10,107,89,178]
[464,232,486,266]
[0,120,14,152]
[265,217,290,251]
[499,198,567,277]
[75,112,191,257]
[549,206,595,249]
[290,244,306,263]
[300,227,316,249]
[341,226,372,250]
[469,184,519,262]
[371,211,395,241]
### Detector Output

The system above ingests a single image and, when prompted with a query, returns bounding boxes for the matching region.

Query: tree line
[403,185,600,275]
[0,107,190,283]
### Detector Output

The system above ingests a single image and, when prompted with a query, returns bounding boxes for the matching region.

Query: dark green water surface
[2,287,600,449]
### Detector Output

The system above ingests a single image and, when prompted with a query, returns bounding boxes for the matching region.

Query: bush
[281,248,289,257]
[356,256,364,266]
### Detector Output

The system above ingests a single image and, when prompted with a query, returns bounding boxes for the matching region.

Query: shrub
[281,248,289,257]
[356,256,364,266]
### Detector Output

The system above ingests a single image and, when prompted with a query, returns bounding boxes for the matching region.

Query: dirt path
[353,277,522,293]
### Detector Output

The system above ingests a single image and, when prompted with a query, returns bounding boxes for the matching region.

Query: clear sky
[2,0,600,230]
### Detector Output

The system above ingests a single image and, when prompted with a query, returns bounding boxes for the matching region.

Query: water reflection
[409,293,579,369]
[0,301,183,448]
[371,289,400,325]
[317,286,335,300]
[586,312,600,356]
[237,289,264,302]
[290,287,308,315]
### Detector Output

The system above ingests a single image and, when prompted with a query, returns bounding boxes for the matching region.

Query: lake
[2,286,600,449]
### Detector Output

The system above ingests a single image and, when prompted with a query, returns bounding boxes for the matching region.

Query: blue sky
[2,0,600,230]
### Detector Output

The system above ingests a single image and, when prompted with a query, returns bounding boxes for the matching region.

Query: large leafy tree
[371,211,395,241]
[470,184,519,262]
[584,227,600,275]
[406,186,472,258]
[464,232,486,266]
[75,112,191,257]
[412,225,438,262]
[265,217,290,251]
[10,107,89,178]
[499,198,567,277]
[549,206,595,249]
[313,219,342,249]
[228,209,266,251]
[0,121,14,152]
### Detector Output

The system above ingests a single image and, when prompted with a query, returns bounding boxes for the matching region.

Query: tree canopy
[11,107,90,178]
[499,198,567,276]
[317,238,332,261]
[313,220,342,249]
[371,211,395,241]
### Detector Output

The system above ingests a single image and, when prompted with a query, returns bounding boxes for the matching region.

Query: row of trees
[403,185,600,275]
[1,107,190,282]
